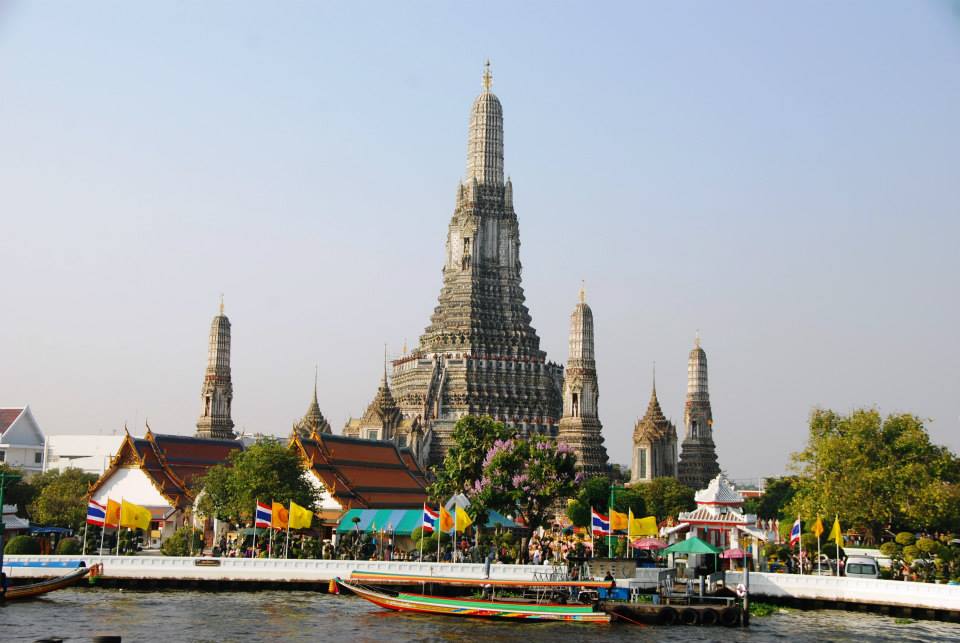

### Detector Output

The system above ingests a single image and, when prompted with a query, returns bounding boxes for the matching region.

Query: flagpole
[116,498,123,556]
[251,498,258,558]
[82,520,88,556]
[817,514,822,576]
[797,514,802,576]
[436,514,442,562]
[99,502,107,556]
[284,500,291,559]
[269,526,274,559]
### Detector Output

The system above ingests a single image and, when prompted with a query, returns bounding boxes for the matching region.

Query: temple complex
[388,63,563,466]
[195,299,235,440]
[630,373,678,483]
[556,288,609,476]
[677,335,721,489]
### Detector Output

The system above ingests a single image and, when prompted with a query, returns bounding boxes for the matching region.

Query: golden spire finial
[579,280,586,304]
[482,59,492,91]
[219,293,224,315]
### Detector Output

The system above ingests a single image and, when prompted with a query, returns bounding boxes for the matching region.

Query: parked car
[844,556,880,579]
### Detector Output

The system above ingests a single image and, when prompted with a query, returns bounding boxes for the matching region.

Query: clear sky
[1,1,958,480]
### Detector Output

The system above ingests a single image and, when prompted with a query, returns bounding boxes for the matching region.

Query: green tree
[750,477,799,520]
[635,477,696,522]
[471,435,579,555]
[198,438,320,525]
[428,416,516,502]
[566,476,613,527]
[28,468,98,530]
[787,409,960,542]
[0,464,36,514]
[161,526,203,556]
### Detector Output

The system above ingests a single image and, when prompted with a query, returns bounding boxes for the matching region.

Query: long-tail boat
[1,563,101,601]
[336,573,614,623]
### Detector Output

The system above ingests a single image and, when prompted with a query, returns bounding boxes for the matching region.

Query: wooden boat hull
[337,579,611,623]
[2,563,100,601]
[349,570,614,589]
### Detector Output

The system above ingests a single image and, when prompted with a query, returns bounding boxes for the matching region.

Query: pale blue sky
[1,2,958,479]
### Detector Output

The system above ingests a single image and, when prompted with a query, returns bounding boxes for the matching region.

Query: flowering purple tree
[471,434,579,559]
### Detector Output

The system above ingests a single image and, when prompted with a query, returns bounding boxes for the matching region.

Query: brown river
[2,588,960,642]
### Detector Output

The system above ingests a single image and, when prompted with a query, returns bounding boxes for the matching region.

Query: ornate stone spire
[195,299,235,440]
[678,334,721,489]
[558,289,608,476]
[293,368,331,438]
[630,379,678,483]
[466,60,504,186]
[390,65,563,466]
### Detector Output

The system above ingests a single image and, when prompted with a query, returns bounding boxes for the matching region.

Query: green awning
[662,537,722,555]
[336,509,422,535]
[336,508,520,535]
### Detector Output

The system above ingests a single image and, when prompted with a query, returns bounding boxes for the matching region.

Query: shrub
[161,527,203,557]
[56,538,82,555]
[4,535,40,555]
[895,532,916,547]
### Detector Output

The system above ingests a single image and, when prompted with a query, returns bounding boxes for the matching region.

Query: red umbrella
[630,537,666,550]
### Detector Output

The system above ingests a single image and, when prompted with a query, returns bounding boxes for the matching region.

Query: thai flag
[790,518,802,547]
[591,508,610,536]
[86,499,106,527]
[422,504,439,533]
[254,501,272,529]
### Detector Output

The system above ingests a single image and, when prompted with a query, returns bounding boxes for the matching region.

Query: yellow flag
[288,501,313,529]
[609,509,629,532]
[812,515,824,539]
[119,500,151,531]
[104,499,121,528]
[455,506,473,531]
[827,515,843,548]
[271,502,288,529]
[439,506,454,532]
[628,509,658,537]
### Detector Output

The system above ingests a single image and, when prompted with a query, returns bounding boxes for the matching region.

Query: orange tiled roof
[292,432,427,510]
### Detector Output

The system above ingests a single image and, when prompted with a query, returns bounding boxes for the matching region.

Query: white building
[43,434,126,475]
[0,406,46,476]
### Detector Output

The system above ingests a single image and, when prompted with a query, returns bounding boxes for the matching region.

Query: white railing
[2,555,554,582]
[726,571,960,611]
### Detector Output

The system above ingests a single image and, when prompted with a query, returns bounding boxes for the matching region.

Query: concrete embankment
[725,571,960,622]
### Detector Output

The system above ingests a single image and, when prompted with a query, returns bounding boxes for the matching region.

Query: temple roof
[292,432,427,510]
[0,408,24,435]
[694,473,743,504]
[88,427,242,510]
[294,383,332,437]
[360,373,401,424]
[632,385,675,443]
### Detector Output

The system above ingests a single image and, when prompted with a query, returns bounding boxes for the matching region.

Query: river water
[3,588,960,642]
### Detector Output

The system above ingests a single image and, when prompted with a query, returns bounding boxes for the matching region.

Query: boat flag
[86,500,106,527]
[254,501,272,529]
[289,501,313,529]
[590,508,610,536]
[104,498,122,528]
[272,501,289,529]
[789,517,802,547]
[119,499,152,531]
[422,504,438,533]
[455,506,473,531]
[827,515,843,549]
[439,505,455,533]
